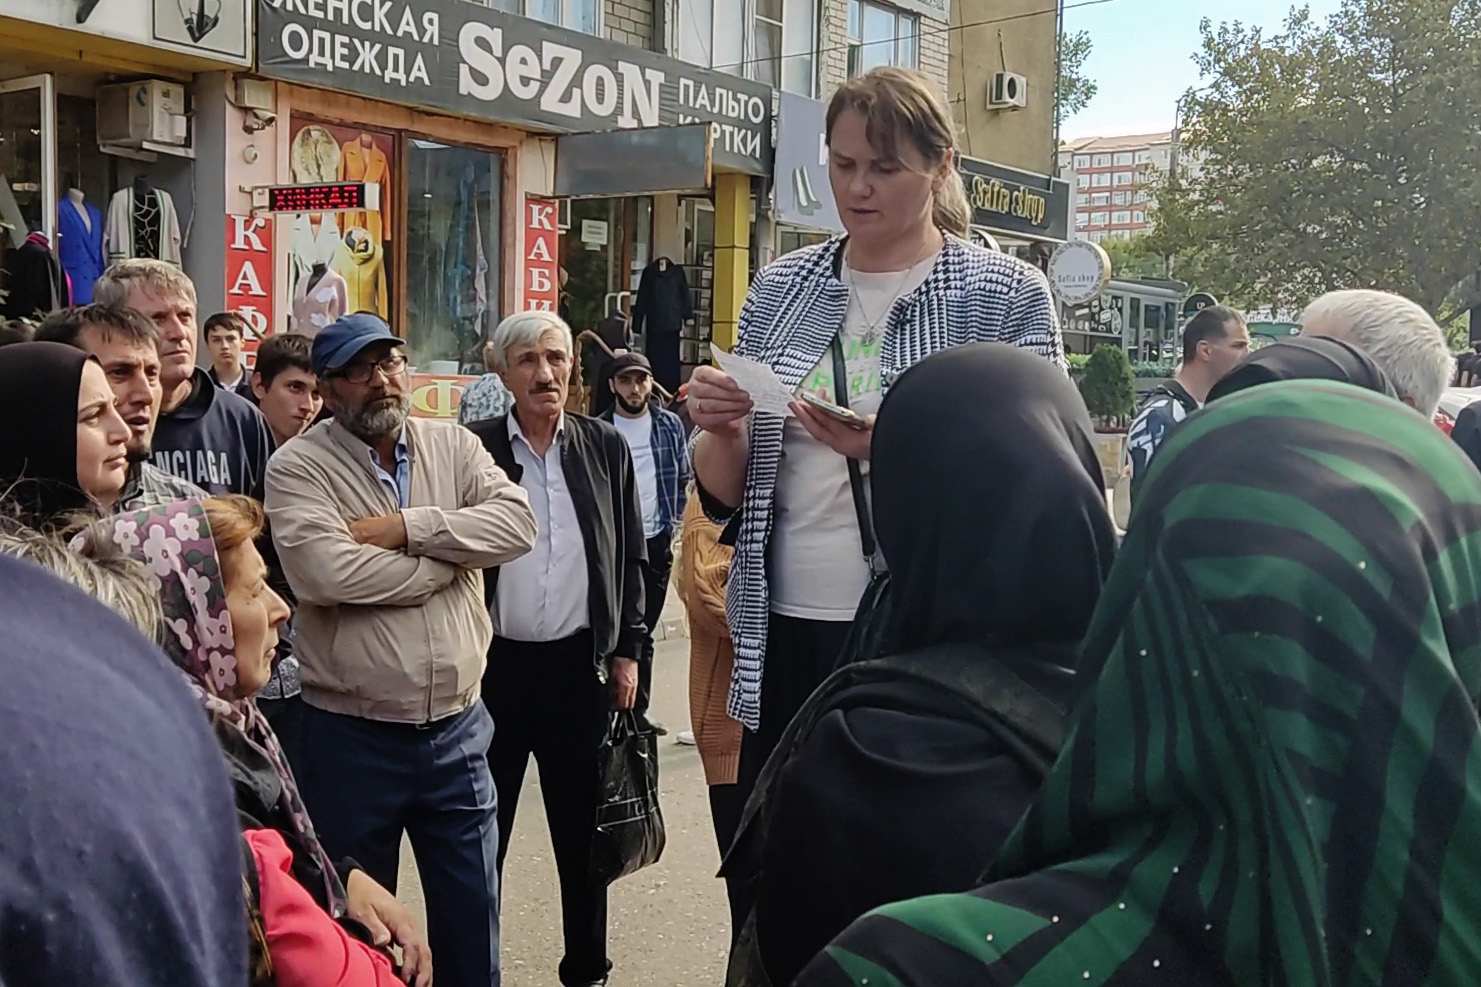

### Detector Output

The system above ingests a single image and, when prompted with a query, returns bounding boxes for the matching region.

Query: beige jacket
[265,417,536,723]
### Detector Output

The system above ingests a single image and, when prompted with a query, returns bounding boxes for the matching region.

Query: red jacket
[244,829,401,987]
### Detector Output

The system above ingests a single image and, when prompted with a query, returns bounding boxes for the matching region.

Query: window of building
[847,0,919,76]
[1134,190,1149,203]
[1089,231,1106,243]
[1076,193,1089,206]
[1114,171,1133,186]
[781,0,816,96]
[1133,210,1146,224]
[1091,192,1109,206]
[753,0,783,87]
[1090,211,1108,226]
[1113,152,1133,166]
[1092,173,1110,187]
[1075,213,1089,228]
[404,139,506,370]
[1112,210,1131,224]
[499,0,599,34]
[1077,174,1090,189]
[1074,154,1090,169]
[1112,191,1129,205]
[1135,150,1151,164]
[1093,154,1110,167]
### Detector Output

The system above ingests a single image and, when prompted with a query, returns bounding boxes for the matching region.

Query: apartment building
[1059,132,1174,243]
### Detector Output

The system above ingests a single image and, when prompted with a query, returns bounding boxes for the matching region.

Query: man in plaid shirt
[602,352,690,732]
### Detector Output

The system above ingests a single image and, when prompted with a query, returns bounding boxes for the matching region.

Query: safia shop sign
[257,0,772,175]
[956,155,1070,242]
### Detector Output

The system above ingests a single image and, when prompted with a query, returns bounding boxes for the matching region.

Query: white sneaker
[676,729,696,746]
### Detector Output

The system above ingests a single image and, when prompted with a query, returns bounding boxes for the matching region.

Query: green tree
[1080,344,1137,427]
[1055,30,1097,132]
[1103,233,1169,280]
[1151,1,1481,315]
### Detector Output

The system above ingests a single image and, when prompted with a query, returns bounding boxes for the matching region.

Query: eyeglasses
[335,354,407,384]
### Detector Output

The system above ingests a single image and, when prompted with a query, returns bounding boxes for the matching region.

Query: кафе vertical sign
[257,0,773,175]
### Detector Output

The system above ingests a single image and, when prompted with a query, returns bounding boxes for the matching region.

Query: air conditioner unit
[988,72,1028,109]
[96,81,189,147]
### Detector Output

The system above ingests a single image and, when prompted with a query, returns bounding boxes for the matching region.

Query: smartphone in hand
[797,390,869,430]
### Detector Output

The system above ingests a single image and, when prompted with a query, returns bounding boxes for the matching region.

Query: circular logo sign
[1182,291,1219,319]
[1047,241,1111,306]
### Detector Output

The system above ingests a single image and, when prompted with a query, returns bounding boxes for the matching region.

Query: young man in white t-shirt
[601,352,692,734]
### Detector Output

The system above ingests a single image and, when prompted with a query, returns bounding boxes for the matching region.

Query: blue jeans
[296,701,501,987]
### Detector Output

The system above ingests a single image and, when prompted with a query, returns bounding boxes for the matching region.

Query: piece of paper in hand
[712,347,797,418]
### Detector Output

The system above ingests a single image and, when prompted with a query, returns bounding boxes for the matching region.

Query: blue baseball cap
[311,313,404,376]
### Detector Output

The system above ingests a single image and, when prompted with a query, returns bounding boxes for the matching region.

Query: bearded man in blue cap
[264,312,537,987]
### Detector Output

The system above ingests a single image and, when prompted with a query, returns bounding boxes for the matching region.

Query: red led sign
[253,182,378,214]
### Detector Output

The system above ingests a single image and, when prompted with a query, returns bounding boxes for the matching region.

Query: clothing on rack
[290,266,349,336]
[337,136,392,242]
[104,187,182,266]
[632,259,693,338]
[1,233,69,320]
[57,197,105,304]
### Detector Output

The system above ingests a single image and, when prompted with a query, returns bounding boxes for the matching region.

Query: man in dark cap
[264,312,537,987]
[600,351,690,732]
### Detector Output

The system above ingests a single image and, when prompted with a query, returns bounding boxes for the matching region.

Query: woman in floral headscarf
[81,496,431,987]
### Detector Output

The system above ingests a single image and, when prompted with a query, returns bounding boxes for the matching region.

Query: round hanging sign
[1047,240,1112,306]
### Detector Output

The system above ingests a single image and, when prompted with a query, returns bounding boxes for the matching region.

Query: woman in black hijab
[1206,334,1398,403]
[719,343,1118,987]
[0,341,130,526]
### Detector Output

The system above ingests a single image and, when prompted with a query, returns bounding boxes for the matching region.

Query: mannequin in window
[105,174,183,266]
[290,260,349,338]
[57,174,105,304]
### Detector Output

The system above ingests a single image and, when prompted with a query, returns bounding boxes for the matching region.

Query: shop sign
[258,0,773,175]
[225,215,274,352]
[409,372,476,419]
[580,219,608,246]
[1046,240,1111,306]
[524,197,560,311]
[2,0,254,64]
[774,92,841,233]
[957,155,1070,243]
[555,123,712,198]
[254,181,378,213]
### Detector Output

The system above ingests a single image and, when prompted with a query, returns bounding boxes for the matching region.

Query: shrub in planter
[1080,343,1137,430]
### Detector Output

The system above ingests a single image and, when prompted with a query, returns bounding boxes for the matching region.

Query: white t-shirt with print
[612,411,662,538]
[769,254,936,620]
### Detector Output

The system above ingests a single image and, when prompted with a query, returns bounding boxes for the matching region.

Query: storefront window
[404,140,504,373]
[286,119,395,334]
[0,77,51,242]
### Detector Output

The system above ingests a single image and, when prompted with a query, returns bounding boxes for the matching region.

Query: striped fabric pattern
[801,381,1481,986]
[723,235,1065,730]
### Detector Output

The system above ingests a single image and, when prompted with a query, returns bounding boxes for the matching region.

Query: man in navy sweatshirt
[95,261,274,500]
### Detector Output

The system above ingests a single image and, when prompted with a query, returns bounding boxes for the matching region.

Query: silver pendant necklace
[844,239,933,346]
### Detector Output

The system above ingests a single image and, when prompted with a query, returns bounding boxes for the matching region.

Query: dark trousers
[484,632,610,987]
[295,702,501,987]
[729,614,851,938]
[256,694,304,778]
[709,782,747,940]
[637,530,675,717]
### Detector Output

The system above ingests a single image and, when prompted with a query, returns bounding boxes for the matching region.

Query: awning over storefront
[257,0,774,176]
[957,154,1069,243]
[774,91,842,234]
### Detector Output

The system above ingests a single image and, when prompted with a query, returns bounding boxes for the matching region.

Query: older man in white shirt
[467,311,647,987]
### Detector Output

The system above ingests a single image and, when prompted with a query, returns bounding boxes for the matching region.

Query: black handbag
[590,710,667,887]
[829,334,892,669]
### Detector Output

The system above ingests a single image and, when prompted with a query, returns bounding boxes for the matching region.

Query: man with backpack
[1124,305,1250,490]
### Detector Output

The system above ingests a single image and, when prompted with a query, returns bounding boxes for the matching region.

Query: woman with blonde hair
[685,66,1066,859]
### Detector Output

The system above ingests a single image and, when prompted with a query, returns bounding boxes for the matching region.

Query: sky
[1062,0,1345,139]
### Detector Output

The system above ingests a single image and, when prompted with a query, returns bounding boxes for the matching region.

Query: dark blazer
[469,411,647,672]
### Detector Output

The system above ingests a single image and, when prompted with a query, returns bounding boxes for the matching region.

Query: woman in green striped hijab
[796,380,1481,986]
